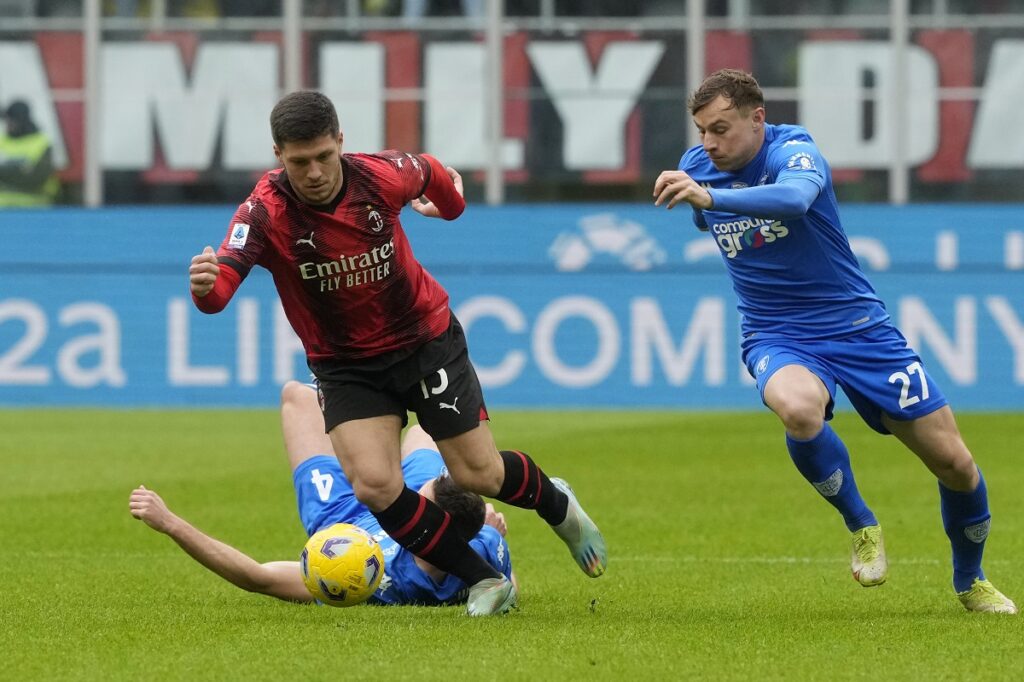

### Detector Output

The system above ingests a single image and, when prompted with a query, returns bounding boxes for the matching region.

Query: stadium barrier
[1,204,1022,409]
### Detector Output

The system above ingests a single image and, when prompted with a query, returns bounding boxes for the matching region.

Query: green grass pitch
[2,408,1022,680]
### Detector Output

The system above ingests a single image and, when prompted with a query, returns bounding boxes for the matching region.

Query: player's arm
[653,168,819,220]
[129,486,313,603]
[484,503,507,536]
[691,207,709,231]
[191,199,268,313]
[653,170,708,230]
[653,170,713,212]
[652,169,714,230]
[707,143,827,219]
[410,155,466,220]
[705,176,821,220]
[189,246,243,313]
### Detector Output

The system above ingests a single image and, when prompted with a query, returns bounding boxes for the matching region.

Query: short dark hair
[687,69,764,116]
[269,91,340,146]
[433,475,486,542]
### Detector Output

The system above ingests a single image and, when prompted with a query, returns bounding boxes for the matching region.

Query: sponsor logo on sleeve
[786,152,816,171]
[228,223,250,248]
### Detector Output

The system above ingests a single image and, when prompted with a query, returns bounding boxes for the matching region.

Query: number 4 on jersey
[310,468,334,502]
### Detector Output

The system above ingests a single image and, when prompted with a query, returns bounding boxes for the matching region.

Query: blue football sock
[786,423,877,532]
[939,469,990,593]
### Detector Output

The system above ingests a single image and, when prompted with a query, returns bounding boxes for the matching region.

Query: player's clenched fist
[129,485,176,533]
[189,246,219,297]
[653,170,713,211]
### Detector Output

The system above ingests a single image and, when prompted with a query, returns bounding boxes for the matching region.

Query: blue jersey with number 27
[679,123,889,339]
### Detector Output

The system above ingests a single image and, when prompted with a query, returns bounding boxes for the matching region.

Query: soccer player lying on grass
[129,381,516,606]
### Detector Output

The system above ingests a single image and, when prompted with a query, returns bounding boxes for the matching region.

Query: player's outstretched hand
[484,503,508,537]
[129,485,176,533]
[653,170,713,210]
[189,246,219,297]
[411,165,463,218]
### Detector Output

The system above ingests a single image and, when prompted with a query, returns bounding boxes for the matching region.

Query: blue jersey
[293,450,512,606]
[679,123,888,339]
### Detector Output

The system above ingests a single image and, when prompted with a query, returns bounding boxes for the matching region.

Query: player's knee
[280,380,306,409]
[936,451,978,491]
[351,474,403,512]
[773,398,825,438]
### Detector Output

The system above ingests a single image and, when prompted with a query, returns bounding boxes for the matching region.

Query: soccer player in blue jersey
[653,68,1015,614]
[129,382,516,606]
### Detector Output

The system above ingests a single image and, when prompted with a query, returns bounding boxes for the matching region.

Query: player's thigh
[763,365,832,416]
[315,375,407,434]
[280,381,334,471]
[744,339,836,420]
[832,325,948,434]
[405,347,489,442]
[328,414,405,504]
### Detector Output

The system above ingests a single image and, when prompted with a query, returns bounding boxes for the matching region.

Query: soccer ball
[300,523,384,607]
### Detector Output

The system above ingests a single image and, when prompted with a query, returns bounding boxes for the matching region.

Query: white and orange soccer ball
[300,523,384,607]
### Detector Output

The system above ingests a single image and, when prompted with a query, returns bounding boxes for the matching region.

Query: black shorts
[309,314,489,441]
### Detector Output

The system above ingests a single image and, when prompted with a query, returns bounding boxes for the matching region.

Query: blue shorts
[292,449,447,536]
[741,322,948,434]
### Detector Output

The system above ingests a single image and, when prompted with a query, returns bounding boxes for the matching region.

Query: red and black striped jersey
[200,150,463,361]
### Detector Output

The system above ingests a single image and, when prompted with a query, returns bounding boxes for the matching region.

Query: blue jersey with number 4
[679,123,889,339]
[293,450,512,606]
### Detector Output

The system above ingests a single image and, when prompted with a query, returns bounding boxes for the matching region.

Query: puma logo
[295,231,315,248]
[245,200,254,212]
[438,397,460,414]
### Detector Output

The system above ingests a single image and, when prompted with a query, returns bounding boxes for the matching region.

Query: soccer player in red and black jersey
[188,91,607,616]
